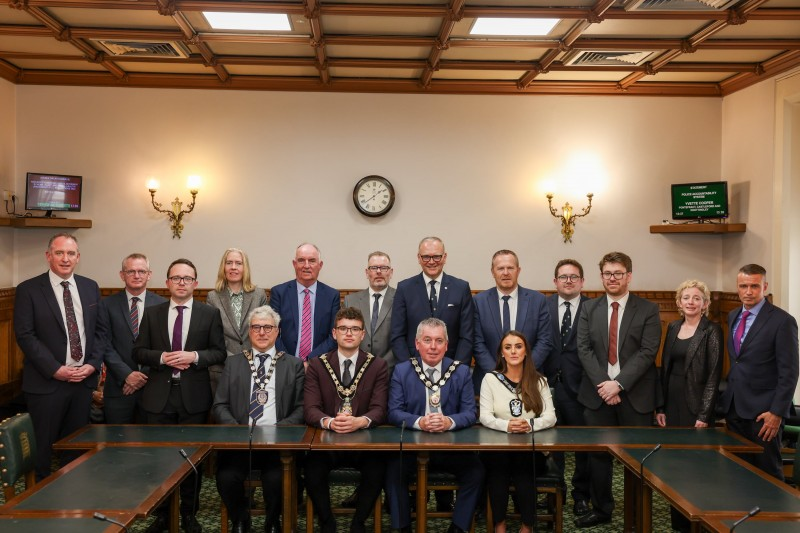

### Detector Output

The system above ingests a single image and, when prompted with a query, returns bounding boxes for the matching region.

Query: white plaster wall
[12,86,723,293]
[0,78,15,287]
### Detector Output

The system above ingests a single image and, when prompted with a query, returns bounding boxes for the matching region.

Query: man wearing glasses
[391,236,474,364]
[574,252,661,528]
[134,258,226,533]
[96,253,167,424]
[303,307,389,533]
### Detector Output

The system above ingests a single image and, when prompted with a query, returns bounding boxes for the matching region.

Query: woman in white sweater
[479,330,557,533]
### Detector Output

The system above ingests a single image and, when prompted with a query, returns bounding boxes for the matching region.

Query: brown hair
[494,331,546,415]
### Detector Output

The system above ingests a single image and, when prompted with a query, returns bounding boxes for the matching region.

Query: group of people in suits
[13,232,799,533]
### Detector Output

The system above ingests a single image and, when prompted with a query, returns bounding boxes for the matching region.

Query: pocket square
[447,303,455,307]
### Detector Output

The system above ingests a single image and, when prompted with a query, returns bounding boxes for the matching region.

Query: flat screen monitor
[25,172,83,217]
[671,181,728,220]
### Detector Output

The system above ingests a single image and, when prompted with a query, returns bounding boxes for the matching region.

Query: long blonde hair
[214,248,256,293]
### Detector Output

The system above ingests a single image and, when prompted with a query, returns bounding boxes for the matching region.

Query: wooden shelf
[650,223,746,234]
[1,218,92,229]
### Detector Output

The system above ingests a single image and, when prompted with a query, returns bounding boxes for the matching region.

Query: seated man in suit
[270,243,340,363]
[97,253,167,423]
[213,305,305,533]
[303,307,389,533]
[386,318,485,533]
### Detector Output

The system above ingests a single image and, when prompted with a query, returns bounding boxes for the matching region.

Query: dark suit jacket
[14,272,102,393]
[656,316,723,424]
[390,273,474,364]
[206,287,268,356]
[577,293,662,414]
[344,287,396,370]
[270,280,340,359]
[719,300,799,419]
[388,357,476,430]
[473,285,552,392]
[542,294,590,398]
[303,349,389,425]
[212,351,305,425]
[133,300,226,414]
[97,289,167,398]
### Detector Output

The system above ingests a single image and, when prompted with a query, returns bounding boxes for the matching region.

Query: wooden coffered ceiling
[1,0,799,97]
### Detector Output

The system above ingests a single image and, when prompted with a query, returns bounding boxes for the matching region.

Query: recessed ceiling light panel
[203,12,292,31]
[470,18,559,37]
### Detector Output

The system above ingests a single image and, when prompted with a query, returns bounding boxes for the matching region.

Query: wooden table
[699,515,800,532]
[0,513,135,532]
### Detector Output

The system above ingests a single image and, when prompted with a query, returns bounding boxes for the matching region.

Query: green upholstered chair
[0,413,37,501]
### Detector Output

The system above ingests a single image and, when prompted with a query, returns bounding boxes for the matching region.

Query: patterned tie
[560,301,571,349]
[248,353,268,423]
[733,310,751,355]
[61,281,83,362]
[171,305,185,378]
[429,280,437,315]
[502,295,511,332]
[426,368,439,414]
[298,288,312,361]
[130,296,140,339]
[608,301,619,365]
[371,293,381,336]
[342,359,353,387]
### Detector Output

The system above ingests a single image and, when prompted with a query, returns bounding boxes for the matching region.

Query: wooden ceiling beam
[0,58,21,82]
[167,8,229,82]
[304,0,330,84]
[419,0,464,88]
[720,50,800,95]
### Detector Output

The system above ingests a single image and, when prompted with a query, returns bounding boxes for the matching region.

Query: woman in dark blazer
[656,279,722,532]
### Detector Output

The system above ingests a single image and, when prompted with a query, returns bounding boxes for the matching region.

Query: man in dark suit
[96,253,167,423]
[575,252,661,528]
[719,263,799,480]
[386,318,484,533]
[343,251,396,371]
[213,305,305,533]
[391,236,474,364]
[133,258,226,533]
[14,233,101,481]
[473,249,552,393]
[542,259,591,518]
[270,243,340,362]
[303,307,389,533]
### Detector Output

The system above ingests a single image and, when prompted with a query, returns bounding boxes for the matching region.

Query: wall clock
[353,175,395,217]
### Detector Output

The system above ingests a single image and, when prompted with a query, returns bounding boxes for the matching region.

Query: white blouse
[479,372,557,433]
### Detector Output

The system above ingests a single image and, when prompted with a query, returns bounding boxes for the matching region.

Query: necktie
[130,296,140,339]
[429,280,437,315]
[249,353,268,423]
[61,281,83,362]
[298,288,312,361]
[733,310,751,355]
[342,359,353,387]
[501,295,511,332]
[426,368,439,414]
[171,305,185,378]
[560,301,571,349]
[608,301,619,366]
[371,293,381,336]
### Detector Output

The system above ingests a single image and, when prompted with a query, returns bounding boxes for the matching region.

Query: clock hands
[363,187,386,204]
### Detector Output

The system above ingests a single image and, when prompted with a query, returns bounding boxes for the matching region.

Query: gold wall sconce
[546,192,593,243]
[147,176,201,239]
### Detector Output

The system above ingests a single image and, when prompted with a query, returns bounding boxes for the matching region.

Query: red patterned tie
[298,289,312,361]
[61,281,83,362]
[608,301,619,365]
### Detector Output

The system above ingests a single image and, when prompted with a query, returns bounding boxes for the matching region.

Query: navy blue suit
[473,285,552,393]
[386,358,484,530]
[14,271,101,479]
[390,273,474,364]
[269,280,340,359]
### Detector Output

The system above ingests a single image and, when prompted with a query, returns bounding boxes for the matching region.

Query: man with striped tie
[96,253,166,423]
[213,305,305,533]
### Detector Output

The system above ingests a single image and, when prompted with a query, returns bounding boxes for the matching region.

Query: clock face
[353,175,395,217]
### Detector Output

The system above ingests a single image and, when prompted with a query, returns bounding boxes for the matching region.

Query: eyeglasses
[367,266,392,272]
[168,276,196,284]
[557,274,582,282]
[419,255,444,263]
[123,269,150,277]
[601,271,627,280]
[335,326,364,334]
[250,324,277,334]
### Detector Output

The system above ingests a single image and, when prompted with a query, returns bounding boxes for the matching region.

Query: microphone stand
[531,419,537,533]
[93,511,129,532]
[179,449,199,524]
[638,444,661,533]
[730,506,760,532]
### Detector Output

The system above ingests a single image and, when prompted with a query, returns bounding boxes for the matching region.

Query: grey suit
[344,287,396,371]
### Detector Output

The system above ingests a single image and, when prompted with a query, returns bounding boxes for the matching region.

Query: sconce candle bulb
[147,176,200,239]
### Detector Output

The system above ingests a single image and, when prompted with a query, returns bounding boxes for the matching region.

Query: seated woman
[479,330,557,533]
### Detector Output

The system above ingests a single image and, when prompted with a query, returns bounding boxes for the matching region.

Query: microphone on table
[178,448,199,521]
[93,511,129,532]
[730,506,760,532]
[638,444,662,532]
[248,416,258,525]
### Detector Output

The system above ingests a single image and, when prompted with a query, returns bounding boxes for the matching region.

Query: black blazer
[133,300,226,414]
[14,272,101,393]
[543,293,590,398]
[656,316,723,424]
